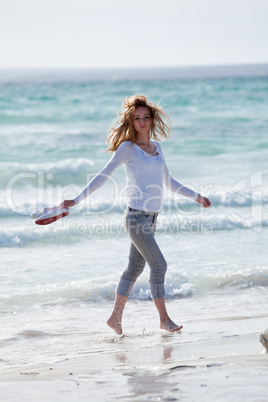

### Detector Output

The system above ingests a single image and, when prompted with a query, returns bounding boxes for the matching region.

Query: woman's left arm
[163,164,198,199]
[161,157,211,208]
[163,166,211,208]
[158,143,211,208]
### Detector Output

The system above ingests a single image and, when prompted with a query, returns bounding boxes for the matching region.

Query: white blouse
[73,140,199,212]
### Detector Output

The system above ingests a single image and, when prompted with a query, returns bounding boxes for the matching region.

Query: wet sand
[1,332,267,402]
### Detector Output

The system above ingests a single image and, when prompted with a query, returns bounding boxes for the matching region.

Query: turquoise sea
[0,65,268,379]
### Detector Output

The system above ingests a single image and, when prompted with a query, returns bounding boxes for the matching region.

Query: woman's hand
[60,199,76,209]
[196,195,211,208]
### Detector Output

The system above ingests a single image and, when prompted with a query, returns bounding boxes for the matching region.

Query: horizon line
[1,62,268,71]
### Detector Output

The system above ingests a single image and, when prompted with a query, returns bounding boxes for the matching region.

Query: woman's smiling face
[133,107,152,136]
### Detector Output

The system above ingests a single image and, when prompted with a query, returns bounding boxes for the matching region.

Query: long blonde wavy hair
[106,95,171,152]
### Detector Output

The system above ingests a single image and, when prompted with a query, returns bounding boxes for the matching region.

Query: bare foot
[107,316,123,335]
[160,319,183,333]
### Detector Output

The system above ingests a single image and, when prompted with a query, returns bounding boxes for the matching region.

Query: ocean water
[0,66,268,372]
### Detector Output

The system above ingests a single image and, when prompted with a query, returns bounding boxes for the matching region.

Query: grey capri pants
[116,207,167,299]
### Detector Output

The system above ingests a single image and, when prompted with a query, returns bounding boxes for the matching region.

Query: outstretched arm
[163,165,211,208]
[163,164,198,200]
[60,142,131,208]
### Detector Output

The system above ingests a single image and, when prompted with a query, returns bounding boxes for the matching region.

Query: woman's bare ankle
[107,314,123,335]
[160,318,183,333]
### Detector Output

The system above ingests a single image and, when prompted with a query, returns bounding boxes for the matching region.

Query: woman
[61,95,211,335]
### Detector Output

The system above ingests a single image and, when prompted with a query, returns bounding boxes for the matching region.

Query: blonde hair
[106,95,171,152]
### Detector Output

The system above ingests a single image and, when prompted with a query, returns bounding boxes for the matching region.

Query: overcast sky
[0,0,267,68]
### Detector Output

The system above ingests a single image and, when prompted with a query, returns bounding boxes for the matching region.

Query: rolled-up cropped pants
[116,207,167,299]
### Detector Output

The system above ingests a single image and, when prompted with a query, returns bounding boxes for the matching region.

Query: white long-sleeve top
[74,140,199,212]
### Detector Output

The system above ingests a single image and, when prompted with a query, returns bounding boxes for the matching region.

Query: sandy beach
[1,328,267,402]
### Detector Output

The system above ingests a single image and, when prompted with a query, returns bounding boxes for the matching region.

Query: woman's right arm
[60,142,131,208]
[60,199,76,209]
